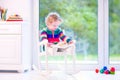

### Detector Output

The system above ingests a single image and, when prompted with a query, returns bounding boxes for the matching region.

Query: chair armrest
[72,40,76,44]
[51,40,76,48]
[39,40,48,54]
[39,40,48,46]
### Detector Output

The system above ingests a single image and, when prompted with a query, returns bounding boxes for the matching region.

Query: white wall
[0,0,33,23]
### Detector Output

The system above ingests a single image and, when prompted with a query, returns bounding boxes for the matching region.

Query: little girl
[40,12,73,47]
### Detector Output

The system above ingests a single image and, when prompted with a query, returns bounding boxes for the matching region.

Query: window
[104,0,120,69]
[33,0,120,70]
[109,0,120,64]
[39,0,101,70]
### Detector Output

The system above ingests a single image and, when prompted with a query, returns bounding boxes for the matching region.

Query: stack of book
[7,14,23,21]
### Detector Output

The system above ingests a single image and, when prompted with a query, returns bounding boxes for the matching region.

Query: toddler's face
[47,20,61,31]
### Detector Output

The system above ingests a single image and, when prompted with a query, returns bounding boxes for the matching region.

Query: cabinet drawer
[0,24,21,34]
[0,35,21,64]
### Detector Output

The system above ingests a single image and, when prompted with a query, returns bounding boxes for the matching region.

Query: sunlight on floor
[0,70,120,80]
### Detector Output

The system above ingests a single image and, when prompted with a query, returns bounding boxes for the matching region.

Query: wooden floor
[0,70,119,80]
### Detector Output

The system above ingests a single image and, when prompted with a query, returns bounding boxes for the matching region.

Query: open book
[51,42,73,52]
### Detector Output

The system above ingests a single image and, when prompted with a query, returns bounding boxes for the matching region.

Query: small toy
[110,71,115,74]
[95,66,115,75]
[110,67,115,74]
[103,66,107,71]
[104,70,109,74]
[110,67,115,72]
[100,69,104,74]
[95,68,99,73]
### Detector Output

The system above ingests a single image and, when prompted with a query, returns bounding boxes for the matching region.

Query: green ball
[100,69,104,74]
[110,71,115,75]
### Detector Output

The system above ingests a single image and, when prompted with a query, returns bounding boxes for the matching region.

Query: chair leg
[45,53,48,71]
[72,45,76,73]
[43,44,48,71]
[64,52,67,73]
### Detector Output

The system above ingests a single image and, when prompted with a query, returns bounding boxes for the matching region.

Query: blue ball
[103,66,107,71]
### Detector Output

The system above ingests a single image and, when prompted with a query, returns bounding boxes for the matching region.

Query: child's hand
[68,40,75,44]
[68,40,73,44]
[57,42,66,46]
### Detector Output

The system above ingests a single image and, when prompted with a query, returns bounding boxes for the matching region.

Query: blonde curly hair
[45,12,63,25]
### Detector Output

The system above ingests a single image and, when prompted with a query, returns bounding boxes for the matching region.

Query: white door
[0,35,21,64]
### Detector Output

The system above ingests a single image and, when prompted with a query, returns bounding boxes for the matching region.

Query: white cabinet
[0,22,31,72]
[0,35,21,64]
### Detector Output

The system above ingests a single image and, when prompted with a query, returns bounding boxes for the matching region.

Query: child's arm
[40,30,48,42]
[40,29,53,47]
[59,30,72,44]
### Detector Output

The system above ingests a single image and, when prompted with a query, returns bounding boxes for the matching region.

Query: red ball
[95,69,99,73]
[104,70,109,74]
[110,67,115,72]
